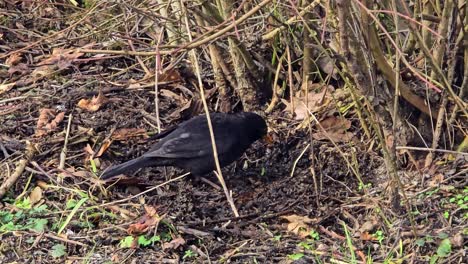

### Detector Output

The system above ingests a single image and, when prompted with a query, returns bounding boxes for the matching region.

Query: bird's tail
[100,157,151,179]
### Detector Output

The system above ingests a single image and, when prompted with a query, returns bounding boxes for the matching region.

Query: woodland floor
[1,2,467,264]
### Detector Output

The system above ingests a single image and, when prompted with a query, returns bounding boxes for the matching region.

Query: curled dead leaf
[96,139,112,157]
[428,173,444,187]
[77,91,108,112]
[144,205,157,217]
[35,109,65,137]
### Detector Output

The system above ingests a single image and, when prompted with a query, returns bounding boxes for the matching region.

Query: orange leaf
[360,232,378,241]
[77,91,108,112]
[127,208,162,235]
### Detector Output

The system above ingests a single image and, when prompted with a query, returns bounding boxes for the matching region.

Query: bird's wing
[143,128,235,159]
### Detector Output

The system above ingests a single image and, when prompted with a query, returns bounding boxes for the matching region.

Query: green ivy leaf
[288,253,304,260]
[120,236,134,248]
[436,239,451,257]
[137,235,156,246]
[28,218,48,232]
[50,244,67,258]
[31,204,48,214]
[415,238,425,246]
[66,199,78,209]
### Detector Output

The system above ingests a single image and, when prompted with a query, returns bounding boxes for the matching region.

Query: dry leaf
[71,170,92,178]
[428,173,444,187]
[37,181,49,190]
[450,233,464,248]
[0,82,15,95]
[127,207,162,235]
[36,48,84,70]
[281,214,315,238]
[77,91,108,112]
[360,232,378,241]
[5,53,22,66]
[35,109,65,137]
[128,82,141,89]
[96,139,112,157]
[29,186,43,205]
[83,144,95,155]
[282,84,332,120]
[159,69,182,82]
[8,63,30,76]
[111,128,148,141]
[312,116,354,143]
[45,112,65,131]
[144,205,157,217]
[31,66,54,78]
[359,219,378,233]
[162,237,185,250]
[32,48,85,78]
[160,89,182,101]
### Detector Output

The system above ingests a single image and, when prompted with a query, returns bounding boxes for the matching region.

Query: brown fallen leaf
[37,181,50,190]
[32,48,85,78]
[8,63,30,76]
[29,186,43,205]
[281,214,316,238]
[5,53,22,66]
[162,237,185,250]
[36,48,84,69]
[77,91,108,112]
[35,109,65,137]
[111,128,148,141]
[96,139,112,157]
[312,116,354,143]
[159,68,182,82]
[127,206,162,235]
[360,232,378,241]
[144,204,157,217]
[282,84,333,120]
[428,173,444,187]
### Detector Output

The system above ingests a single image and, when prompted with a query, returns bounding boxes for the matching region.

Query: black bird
[100,112,268,179]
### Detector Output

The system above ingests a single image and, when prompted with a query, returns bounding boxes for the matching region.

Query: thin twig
[59,113,73,171]
[0,142,37,199]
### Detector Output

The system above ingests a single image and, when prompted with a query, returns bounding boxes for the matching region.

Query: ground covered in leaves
[1,2,466,264]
